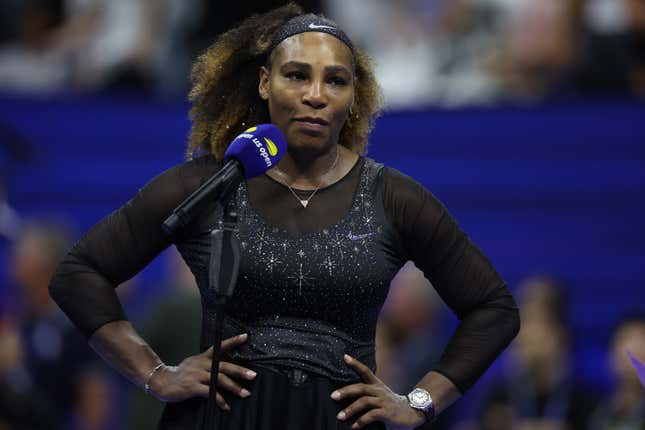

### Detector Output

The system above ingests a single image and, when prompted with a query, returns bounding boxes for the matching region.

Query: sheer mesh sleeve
[49,155,219,338]
[382,167,520,393]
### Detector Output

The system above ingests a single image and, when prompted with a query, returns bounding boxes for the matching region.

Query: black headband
[269,14,354,54]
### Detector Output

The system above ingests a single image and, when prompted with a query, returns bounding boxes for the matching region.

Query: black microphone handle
[162,159,243,236]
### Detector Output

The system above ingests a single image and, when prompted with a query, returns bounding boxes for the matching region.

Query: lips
[294,116,329,126]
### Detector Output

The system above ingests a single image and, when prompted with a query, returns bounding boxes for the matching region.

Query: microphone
[162,124,287,235]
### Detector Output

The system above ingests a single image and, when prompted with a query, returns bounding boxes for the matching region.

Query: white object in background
[585,0,630,34]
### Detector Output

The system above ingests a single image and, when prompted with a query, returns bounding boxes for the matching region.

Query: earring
[349,105,354,115]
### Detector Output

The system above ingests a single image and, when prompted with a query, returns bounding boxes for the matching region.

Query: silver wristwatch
[407,387,435,423]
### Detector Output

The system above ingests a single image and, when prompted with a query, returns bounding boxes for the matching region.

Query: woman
[49,4,520,429]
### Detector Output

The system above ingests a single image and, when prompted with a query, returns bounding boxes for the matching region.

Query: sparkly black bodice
[231,159,395,338]
[179,159,404,381]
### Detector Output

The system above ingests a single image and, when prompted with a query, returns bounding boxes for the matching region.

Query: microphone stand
[201,198,240,430]
[162,179,241,430]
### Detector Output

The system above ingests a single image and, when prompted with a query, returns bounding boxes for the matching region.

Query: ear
[258,66,270,100]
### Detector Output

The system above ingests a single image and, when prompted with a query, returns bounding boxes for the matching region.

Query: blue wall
[1,94,644,390]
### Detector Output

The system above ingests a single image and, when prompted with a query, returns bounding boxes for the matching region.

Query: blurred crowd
[380,269,645,430]
[0,0,644,107]
[0,220,203,430]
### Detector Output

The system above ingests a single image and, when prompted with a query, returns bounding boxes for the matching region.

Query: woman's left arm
[334,167,520,429]
[382,168,520,394]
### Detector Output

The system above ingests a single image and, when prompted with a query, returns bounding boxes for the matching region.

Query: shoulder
[381,164,424,194]
[165,154,220,190]
[121,154,222,228]
[143,154,220,197]
[362,157,424,193]
[372,162,451,235]
[378,163,444,210]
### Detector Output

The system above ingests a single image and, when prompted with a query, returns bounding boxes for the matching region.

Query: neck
[275,145,340,188]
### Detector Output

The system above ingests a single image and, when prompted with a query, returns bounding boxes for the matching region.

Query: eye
[328,76,348,86]
[286,71,306,81]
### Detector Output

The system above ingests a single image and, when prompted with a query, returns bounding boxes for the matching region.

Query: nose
[302,79,327,109]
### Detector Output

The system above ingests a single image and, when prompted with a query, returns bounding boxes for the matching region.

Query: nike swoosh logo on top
[348,232,376,241]
[308,23,336,30]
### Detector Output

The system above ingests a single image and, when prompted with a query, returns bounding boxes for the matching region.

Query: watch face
[409,388,431,407]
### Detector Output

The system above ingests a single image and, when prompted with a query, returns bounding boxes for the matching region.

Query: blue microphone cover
[224,124,287,179]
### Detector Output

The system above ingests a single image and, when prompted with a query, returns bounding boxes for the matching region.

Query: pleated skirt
[158,365,386,430]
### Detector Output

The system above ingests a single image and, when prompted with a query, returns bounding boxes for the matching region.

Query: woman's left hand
[331,354,426,429]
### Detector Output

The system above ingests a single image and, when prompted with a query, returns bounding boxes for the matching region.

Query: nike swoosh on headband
[308,23,337,30]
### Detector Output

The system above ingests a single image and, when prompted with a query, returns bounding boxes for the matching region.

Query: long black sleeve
[382,167,520,393]
[49,155,219,338]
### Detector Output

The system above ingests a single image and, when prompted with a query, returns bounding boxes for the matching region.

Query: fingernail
[352,423,358,429]
[224,404,231,411]
[344,354,353,363]
[246,370,257,378]
[239,333,248,339]
[240,388,251,398]
[331,391,341,400]
[337,411,346,420]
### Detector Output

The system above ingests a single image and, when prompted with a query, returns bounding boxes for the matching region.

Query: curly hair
[186,3,383,160]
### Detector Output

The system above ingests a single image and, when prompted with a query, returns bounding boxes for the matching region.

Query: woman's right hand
[148,333,257,410]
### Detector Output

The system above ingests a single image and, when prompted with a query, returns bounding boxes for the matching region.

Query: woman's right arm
[49,158,206,338]
[48,156,256,407]
[88,320,253,408]
[88,320,167,394]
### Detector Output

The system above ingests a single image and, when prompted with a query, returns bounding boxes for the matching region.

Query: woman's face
[259,32,354,154]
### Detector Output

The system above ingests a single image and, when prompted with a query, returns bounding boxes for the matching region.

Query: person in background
[478,275,596,430]
[0,222,103,428]
[376,262,446,394]
[589,315,645,430]
[0,222,72,428]
[0,0,68,93]
[67,363,117,430]
[489,0,584,102]
[376,261,450,429]
[575,0,645,96]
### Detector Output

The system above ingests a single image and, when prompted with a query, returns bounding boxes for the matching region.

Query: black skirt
[158,365,386,430]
